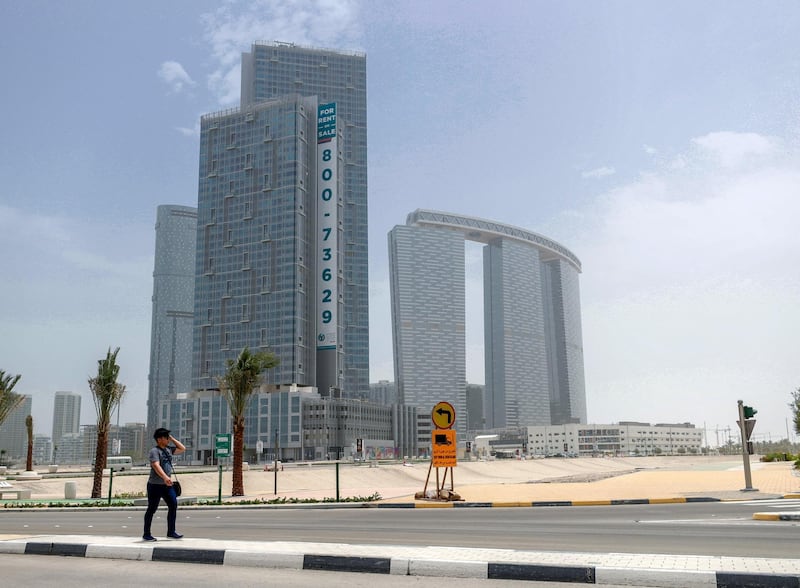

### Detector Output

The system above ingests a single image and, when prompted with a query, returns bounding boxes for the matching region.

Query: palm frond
[89,347,126,429]
[0,370,24,426]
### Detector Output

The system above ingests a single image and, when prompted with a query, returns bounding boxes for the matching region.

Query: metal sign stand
[417,402,462,501]
[422,461,455,498]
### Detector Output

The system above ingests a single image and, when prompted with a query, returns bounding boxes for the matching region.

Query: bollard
[64,481,77,499]
[107,468,114,505]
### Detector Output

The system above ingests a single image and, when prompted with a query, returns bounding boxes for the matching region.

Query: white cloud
[0,205,72,253]
[643,144,657,155]
[200,0,363,105]
[157,61,196,93]
[575,134,796,298]
[581,166,616,179]
[207,63,242,106]
[175,122,201,137]
[557,131,800,438]
[691,131,775,168]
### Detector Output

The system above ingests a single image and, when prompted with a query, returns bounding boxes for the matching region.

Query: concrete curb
[753,512,800,521]
[751,493,800,521]
[1,492,793,512]
[1,537,798,587]
[374,496,724,508]
[0,495,768,512]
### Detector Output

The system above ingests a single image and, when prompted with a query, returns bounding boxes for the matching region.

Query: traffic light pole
[737,400,757,492]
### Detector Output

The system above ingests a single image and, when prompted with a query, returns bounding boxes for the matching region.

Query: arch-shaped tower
[389,209,586,437]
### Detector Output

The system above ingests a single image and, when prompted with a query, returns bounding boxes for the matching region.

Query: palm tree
[0,370,24,427]
[25,415,33,471]
[218,347,279,496]
[88,347,126,498]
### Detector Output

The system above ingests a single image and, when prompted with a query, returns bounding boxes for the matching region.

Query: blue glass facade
[240,42,369,399]
[192,96,321,390]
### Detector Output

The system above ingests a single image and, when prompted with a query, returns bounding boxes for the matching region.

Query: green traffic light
[743,405,757,419]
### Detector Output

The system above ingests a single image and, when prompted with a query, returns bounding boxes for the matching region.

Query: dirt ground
[3,455,798,503]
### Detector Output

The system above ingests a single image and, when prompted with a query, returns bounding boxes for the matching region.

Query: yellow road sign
[432,429,457,467]
[431,401,456,429]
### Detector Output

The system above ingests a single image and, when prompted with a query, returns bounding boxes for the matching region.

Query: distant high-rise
[389,210,586,433]
[147,205,197,432]
[192,42,368,397]
[0,395,32,460]
[52,391,81,451]
[368,380,397,405]
[466,383,485,431]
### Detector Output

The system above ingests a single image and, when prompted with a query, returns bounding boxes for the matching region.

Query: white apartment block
[527,421,703,457]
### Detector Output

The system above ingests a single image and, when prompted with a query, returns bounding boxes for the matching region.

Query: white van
[106,456,133,471]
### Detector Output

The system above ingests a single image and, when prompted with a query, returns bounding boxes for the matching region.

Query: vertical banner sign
[316,102,338,350]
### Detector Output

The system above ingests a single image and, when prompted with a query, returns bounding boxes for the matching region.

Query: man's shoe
[167,532,183,539]
[142,535,157,542]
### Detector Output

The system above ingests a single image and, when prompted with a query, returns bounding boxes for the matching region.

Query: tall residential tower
[389,224,467,438]
[192,42,368,397]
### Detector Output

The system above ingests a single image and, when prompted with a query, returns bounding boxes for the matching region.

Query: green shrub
[198,492,383,506]
[761,452,798,463]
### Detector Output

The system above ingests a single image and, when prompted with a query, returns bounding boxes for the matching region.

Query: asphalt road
[2,500,798,558]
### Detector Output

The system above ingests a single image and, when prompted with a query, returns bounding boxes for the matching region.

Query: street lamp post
[737,400,757,492]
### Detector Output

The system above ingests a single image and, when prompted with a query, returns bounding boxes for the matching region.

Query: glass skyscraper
[147,205,197,433]
[192,42,368,397]
[193,94,321,389]
[389,224,467,438]
[389,210,586,434]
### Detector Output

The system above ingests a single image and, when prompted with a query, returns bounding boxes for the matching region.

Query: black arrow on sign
[436,407,452,424]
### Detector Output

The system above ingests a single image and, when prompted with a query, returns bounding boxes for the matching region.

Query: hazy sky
[1,1,798,446]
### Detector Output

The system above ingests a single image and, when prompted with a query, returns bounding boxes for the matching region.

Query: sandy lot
[4,455,798,503]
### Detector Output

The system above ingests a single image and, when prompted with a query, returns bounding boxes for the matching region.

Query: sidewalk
[1,533,799,587]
